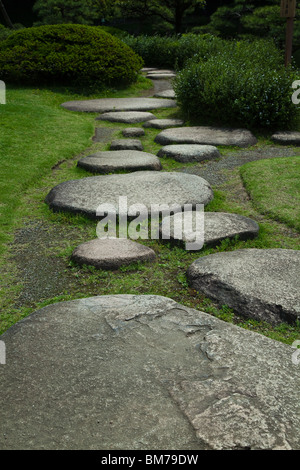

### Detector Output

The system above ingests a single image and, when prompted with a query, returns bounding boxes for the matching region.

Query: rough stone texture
[61,97,177,112]
[160,212,259,248]
[155,126,258,148]
[77,150,162,173]
[95,111,156,123]
[146,69,175,74]
[45,171,214,218]
[187,248,300,325]
[122,128,145,137]
[0,294,299,450]
[270,131,300,146]
[110,139,143,151]
[71,238,156,269]
[92,127,116,143]
[158,144,221,163]
[147,73,176,80]
[143,119,185,129]
[154,89,176,99]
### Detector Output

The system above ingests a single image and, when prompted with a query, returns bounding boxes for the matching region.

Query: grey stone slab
[71,238,156,269]
[61,97,177,112]
[147,73,176,80]
[143,119,184,129]
[77,150,162,173]
[110,139,143,151]
[45,171,214,218]
[155,126,258,148]
[122,128,145,137]
[1,294,299,450]
[154,89,176,99]
[271,131,300,146]
[160,212,259,249]
[157,144,220,163]
[96,111,156,123]
[146,69,175,74]
[187,248,300,325]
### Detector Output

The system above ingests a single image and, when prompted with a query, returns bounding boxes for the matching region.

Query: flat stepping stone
[71,238,156,269]
[122,127,145,137]
[187,248,300,325]
[147,73,176,80]
[146,69,175,74]
[77,150,162,173]
[95,111,156,123]
[271,131,300,145]
[154,89,175,99]
[61,97,177,112]
[110,139,143,151]
[157,144,220,163]
[1,294,299,450]
[143,119,184,129]
[155,126,258,148]
[45,171,214,218]
[160,212,259,249]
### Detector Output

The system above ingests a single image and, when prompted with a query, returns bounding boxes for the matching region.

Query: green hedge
[122,33,225,70]
[174,40,299,130]
[0,24,143,87]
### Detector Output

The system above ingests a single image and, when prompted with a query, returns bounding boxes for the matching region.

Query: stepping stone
[155,126,258,148]
[147,69,175,74]
[187,248,300,325]
[270,131,300,146]
[160,212,259,249]
[95,111,156,123]
[147,73,176,80]
[1,294,299,450]
[122,128,145,137]
[141,67,158,72]
[157,144,220,163]
[71,238,156,269]
[45,171,214,218]
[77,150,162,173]
[110,139,143,151]
[61,97,177,112]
[143,119,184,129]
[154,89,176,99]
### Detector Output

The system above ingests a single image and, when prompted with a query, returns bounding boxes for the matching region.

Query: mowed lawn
[0,86,95,254]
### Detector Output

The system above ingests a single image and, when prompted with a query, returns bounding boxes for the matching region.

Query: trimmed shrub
[174,40,299,130]
[0,24,143,87]
[122,33,225,70]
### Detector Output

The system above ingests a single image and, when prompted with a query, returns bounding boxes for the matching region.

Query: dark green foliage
[0,24,143,87]
[122,33,225,69]
[174,40,299,130]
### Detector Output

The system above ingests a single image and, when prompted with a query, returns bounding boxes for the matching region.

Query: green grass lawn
[0,82,299,345]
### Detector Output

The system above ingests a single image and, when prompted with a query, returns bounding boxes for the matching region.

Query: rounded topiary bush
[174,40,299,130]
[0,24,143,87]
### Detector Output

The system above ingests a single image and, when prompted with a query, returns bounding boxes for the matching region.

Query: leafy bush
[122,33,225,70]
[0,24,143,87]
[174,40,299,130]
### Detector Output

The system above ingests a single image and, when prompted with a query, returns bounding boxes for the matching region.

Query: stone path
[1,295,299,450]
[77,150,162,173]
[1,67,300,451]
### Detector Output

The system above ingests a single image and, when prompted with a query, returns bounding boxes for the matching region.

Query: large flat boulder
[0,295,299,450]
[71,238,156,269]
[143,119,184,129]
[157,144,220,163]
[77,150,162,173]
[271,131,300,146]
[155,126,257,148]
[187,248,300,325]
[61,97,176,113]
[45,171,214,218]
[160,212,259,249]
[95,111,156,123]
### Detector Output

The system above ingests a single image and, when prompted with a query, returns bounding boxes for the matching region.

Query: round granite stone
[157,144,221,162]
[96,111,156,123]
[77,150,162,173]
[143,119,185,129]
[61,97,177,112]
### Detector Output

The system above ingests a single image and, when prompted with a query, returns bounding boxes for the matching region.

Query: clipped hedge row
[0,24,143,87]
[174,40,299,130]
[122,33,225,69]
